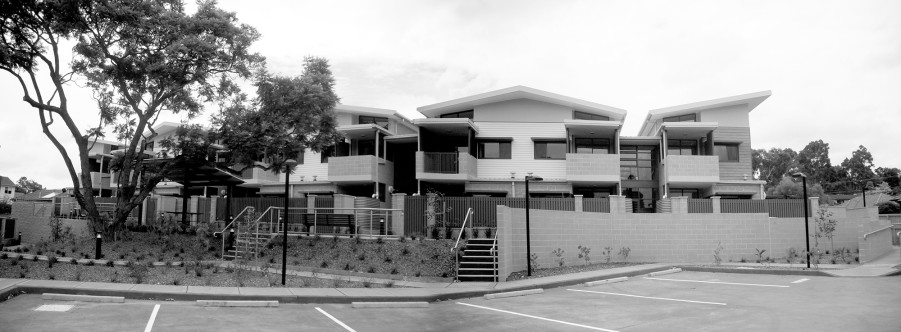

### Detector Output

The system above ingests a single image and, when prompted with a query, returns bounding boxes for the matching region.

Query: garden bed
[506,262,648,281]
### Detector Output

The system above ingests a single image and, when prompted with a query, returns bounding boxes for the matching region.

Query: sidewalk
[0,263,673,303]
[680,246,901,278]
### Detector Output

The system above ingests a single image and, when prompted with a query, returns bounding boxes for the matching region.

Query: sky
[1,0,899,189]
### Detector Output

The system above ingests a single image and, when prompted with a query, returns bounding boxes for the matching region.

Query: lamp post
[792,173,810,268]
[525,174,543,276]
[282,158,297,285]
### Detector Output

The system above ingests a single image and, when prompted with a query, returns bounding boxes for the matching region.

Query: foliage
[47,216,73,242]
[769,176,825,199]
[796,140,832,185]
[0,0,263,232]
[15,177,44,194]
[752,148,798,189]
[529,253,540,271]
[877,201,901,214]
[754,248,767,264]
[841,145,876,183]
[813,207,838,250]
[577,245,591,265]
[552,248,565,267]
[602,246,613,263]
[713,242,724,266]
[0,201,11,215]
[618,247,631,261]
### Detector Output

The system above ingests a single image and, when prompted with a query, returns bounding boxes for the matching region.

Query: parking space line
[645,277,790,288]
[791,278,810,284]
[143,304,160,332]
[567,289,727,306]
[315,307,358,332]
[457,302,619,332]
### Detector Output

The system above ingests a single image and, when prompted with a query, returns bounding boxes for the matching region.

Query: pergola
[152,158,245,225]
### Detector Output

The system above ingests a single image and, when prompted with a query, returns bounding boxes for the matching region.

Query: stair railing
[451,208,473,282]
[489,230,498,282]
[217,206,252,259]
[247,206,276,259]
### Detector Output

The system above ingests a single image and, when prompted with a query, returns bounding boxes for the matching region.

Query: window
[574,138,610,154]
[620,145,656,180]
[477,140,511,159]
[144,141,154,150]
[667,139,698,156]
[358,140,375,156]
[573,111,609,121]
[534,141,566,160]
[320,146,334,163]
[358,115,388,129]
[714,143,739,162]
[669,188,700,198]
[662,114,697,122]
[439,110,474,119]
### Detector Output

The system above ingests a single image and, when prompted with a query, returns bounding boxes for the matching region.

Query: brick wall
[565,153,620,182]
[11,201,92,244]
[665,155,720,183]
[496,205,879,280]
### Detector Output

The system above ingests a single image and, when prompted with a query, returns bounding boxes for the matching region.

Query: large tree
[1,0,263,232]
[841,145,876,183]
[796,139,831,185]
[752,147,798,190]
[215,57,341,177]
[15,177,44,194]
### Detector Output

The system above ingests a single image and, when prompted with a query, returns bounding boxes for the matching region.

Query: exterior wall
[10,201,92,244]
[290,149,329,182]
[664,155,720,184]
[465,181,573,197]
[495,205,876,280]
[415,151,476,181]
[565,153,620,183]
[392,119,418,135]
[855,207,893,262]
[474,122,567,181]
[705,182,764,198]
[475,99,574,122]
[327,155,389,183]
[336,113,353,126]
[0,185,14,201]
[713,126,753,181]
[698,104,749,127]
[293,183,337,195]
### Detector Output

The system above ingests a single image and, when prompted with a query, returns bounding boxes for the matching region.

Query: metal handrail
[217,206,252,259]
[863,225,894,240]
[268,207,402,237]
[452,208,473,282]
[489,230,499,282]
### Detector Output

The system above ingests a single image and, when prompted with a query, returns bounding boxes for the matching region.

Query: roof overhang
[640,90,771,136]
[384,134,418,143]
[337,124,392,140]
[619,136,661,146]
[335,104,418,133]
[417,86,627,120]
[413,118,478,135]
[661,122,719,139]
[564,120,622,138]
[147,158,245,186]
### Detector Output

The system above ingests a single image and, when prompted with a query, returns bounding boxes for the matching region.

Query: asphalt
[1,246,897,304]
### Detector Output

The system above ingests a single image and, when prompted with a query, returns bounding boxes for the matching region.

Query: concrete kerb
[484,288,543,300]
[584,277,628,287]
[197,300,278,307]
[42,293,124,303]
[648,268,682,277]
[351,301,429,308]
[678,266,835,277]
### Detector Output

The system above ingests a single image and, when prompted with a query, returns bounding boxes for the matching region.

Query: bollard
[17,232,22,246]
[95,232,102,259]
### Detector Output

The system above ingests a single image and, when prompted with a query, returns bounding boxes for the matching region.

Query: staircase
[456,238,499,282]
[223,232,270,261]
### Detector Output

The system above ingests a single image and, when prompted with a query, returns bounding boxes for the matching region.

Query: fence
[423,152,458,173]
[404,196,577,236]
[215,197,311,221]
[583,198,611,213]
[688,199,712,213]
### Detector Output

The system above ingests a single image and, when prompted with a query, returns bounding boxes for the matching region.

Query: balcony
[565,153,620,183]
[327,155,394,184]
[240,166,280,184]
[664,155,719,185]
[416,151,477,182]
[88,172,111,189]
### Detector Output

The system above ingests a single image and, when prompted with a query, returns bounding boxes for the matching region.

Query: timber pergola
[149,158,245,225]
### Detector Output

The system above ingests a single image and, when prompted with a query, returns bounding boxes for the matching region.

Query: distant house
[0,176,15,202]
[839,193,899,210]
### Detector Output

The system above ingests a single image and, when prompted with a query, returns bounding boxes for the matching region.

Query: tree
[1,1,263,232]
[753,148,797,189]
[215,57,341,179]
[15,177,45,194]
[875,167,900,194]
[797,140,831,184]
[768,176,824,199]
[841,145,876,183]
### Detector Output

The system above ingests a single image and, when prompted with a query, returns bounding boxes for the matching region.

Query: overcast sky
[1,0,899,189]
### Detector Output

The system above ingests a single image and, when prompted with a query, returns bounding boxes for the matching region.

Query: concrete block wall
[11,201,92,244]
[459,152,477,179]
[495,205,876,280]
[327,155,376,182]
[665,155,720,182]
[857,207,893,262]
[565,153,619,181]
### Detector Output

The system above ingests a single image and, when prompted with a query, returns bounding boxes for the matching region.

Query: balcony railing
[423,152,459,174]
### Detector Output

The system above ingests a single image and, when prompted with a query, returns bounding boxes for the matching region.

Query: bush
[878,201,901,214]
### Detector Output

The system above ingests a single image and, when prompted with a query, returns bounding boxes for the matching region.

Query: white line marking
[567,289,727,306]
[315,307,357,332]
[143,304,160,332]
[457,302,618,332]
[645,277,790,288]
[791,278,810,284]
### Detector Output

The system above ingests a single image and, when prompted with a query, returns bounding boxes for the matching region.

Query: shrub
[618,247,631,262]
[367,266,376,273]
[713,242,724,266]
[320,261,328,268]
[754,248,767,264]
[529,253,540,271]
[386,280,395,288]
[390,267,398,275]
[577,245,591,265]
[552,248,565,267]
[384,256,392,263]
[376,237,384,244]
[401,246,410,256]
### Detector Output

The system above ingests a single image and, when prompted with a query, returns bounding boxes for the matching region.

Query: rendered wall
[496,205,879,281]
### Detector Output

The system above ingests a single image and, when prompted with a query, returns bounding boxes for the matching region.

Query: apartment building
[82,139,123,197]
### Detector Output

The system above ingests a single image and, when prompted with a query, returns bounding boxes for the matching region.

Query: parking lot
[1,271,900,331]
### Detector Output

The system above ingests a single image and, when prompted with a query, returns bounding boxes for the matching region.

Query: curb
[42,293,124,303]
[584,277,628,287]
[351,301,428,308]
[678,266,834,277]
[484,288,543,300]
[197,300,278,307]
[648,268,682,277]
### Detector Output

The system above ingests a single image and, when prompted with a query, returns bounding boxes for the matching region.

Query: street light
[525,174,543,276]
[792,172,811,268]
[282,158,298,285]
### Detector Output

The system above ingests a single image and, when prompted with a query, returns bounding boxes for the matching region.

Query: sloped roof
[0,176,14,187]
[417,86,627,120]
[638,90,771,136]
[18,189,67,201]
[840,193,899,209]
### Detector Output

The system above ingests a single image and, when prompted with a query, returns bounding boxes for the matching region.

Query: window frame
[358,115,389,129]
[573,138,611,154]
[533,140,567,160]
[662,113,697,123]
[573,111,610,121]
[714,143,740,162]
[439,110,474,119]
[476,140,512,159]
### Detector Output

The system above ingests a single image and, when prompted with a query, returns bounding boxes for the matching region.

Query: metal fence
[764,199,805,218]
[583,198,611,213]
[720,199,768,214]
[215,197,311,221]
[423,152,458,173]
[688,199,713,213]
[403,196,577,236]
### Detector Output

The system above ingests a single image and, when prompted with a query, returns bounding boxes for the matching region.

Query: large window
[573,111,609,121]
[620,145,655,180]
[358,115,388,129]
[669,188,700,198]
[477,140,511,159]
[662,113,697,122]
[534,141,566,160]
[574,138,610,154]
[714,143,739,162]
[667,139,698,156]
[320,146,334,163]
[439,110,474,119]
